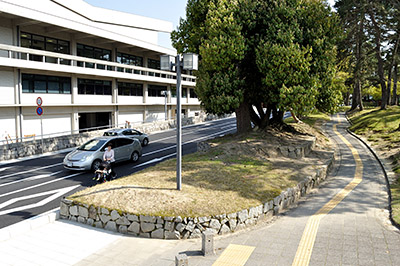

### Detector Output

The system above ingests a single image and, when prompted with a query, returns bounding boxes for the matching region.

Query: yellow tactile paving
[212,244,255,266]
[292,121,363,266]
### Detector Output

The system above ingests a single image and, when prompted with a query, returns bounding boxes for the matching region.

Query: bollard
[202,231,214,256]
[175,253,188,266]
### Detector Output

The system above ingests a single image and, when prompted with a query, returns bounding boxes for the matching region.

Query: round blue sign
[36,106,44,116]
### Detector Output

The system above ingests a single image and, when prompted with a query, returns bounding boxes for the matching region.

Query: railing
[0,44,196,83]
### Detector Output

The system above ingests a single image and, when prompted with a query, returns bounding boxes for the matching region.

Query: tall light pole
[161,90,168,121]
[160,53,198,190]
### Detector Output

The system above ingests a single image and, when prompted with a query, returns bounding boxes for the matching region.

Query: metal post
[40,116,44,154]
[176,54,182,191]
[165,92,168,121]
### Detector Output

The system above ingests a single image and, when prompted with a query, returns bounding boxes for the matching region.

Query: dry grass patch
[69,122,333,218]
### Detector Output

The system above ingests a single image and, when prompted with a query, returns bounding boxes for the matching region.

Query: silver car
[63,136,142,171]
[103,128,149,146]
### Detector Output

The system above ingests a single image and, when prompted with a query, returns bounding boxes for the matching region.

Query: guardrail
[0,44,196,83]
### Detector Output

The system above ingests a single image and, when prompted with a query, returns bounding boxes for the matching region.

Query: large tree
[172,0,342,133]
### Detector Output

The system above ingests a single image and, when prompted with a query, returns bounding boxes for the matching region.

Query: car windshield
[78,139,107,151]
[103,131,118,136]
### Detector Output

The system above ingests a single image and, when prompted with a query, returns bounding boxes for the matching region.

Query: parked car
[103,128,149,146]
[63,136,142,171]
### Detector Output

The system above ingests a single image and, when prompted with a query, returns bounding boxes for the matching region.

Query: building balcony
[0,44,196,86]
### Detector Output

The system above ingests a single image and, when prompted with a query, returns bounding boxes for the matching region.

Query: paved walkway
[0,113,399,266]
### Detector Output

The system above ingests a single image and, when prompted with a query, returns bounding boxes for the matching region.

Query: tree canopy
[172,0,342,133]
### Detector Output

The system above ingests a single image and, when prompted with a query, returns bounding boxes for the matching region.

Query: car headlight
[80,155,89,162]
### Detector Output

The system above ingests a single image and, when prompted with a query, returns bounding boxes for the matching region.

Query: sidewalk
[1,113,400,266]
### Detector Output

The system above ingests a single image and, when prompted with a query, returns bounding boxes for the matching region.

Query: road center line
[150,120,236,144]
[142,127,235,158]
[0,163,63,180]
[0,171,63,188]
[292,121,363,266]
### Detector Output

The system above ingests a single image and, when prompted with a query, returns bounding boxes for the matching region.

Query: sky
[84,0,187,49]
[84,0,336,50]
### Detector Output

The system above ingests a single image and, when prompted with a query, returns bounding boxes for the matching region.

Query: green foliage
[172,0,343,130]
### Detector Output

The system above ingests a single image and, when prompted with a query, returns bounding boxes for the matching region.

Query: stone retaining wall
[59,154,334,240]
[0,114,230,161]
[197,137,316,159]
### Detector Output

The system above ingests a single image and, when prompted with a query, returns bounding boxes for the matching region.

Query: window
[116,138,133,147]
[170,87,188,98]
[148,59,160,77]
[117,53,143,66]
[20,32,70,64]
[22,74,71,94]
[117,82,143,96]
[117,52,143,74]
[190,88,198,98]
[147,59,160,70]
[78,79,112,95]
[148,85,167,97]
[77,44,111,70]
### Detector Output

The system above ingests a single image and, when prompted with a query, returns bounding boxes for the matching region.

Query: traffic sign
[36,97,43,106]
[36,106,44,116]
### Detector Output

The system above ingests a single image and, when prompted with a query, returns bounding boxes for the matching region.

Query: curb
[0,208,60,242]
[345,114,400,231]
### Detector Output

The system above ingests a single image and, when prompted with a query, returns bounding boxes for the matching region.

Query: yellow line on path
[212,244,255,266]
[292,123,363,266]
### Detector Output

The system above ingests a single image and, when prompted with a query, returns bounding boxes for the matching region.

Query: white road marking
[0,185,80,216]
[137,127,236,166]
[221,125,237,130]
[133,153,176,169]
[150,121,236,144]
[0,167,10,172]
[0,163,63,180]
[0,172,82,199]
[0,171,63,188]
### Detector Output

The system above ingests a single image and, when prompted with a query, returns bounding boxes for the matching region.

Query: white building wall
[0,70,16,105]
[118,96,143,105]
[118,112,143,125]
[145,107,164,122]
[0,108,17,141]
[74,95,113,105]
[22,114,71,137]
[21,93,72,105]
[0,25,13,57]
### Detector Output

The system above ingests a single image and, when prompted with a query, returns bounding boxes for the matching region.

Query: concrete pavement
[0,113,399,266]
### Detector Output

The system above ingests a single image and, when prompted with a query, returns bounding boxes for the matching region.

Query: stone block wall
[59,154,334,240]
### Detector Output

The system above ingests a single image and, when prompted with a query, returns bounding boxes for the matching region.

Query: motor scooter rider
[103,143,116,178]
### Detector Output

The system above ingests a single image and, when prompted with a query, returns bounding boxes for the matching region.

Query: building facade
[0,0,200,142]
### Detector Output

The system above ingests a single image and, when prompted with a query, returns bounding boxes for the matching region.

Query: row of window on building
[20,32,160,70]
[21,74,198,98]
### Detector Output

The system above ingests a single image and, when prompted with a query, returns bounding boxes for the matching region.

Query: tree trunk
[387,33,400,105]
[235,101,252,134]
[351,79,363,111]
[392,64,398,106]
[350,16,364,112]
[368,10,387,110]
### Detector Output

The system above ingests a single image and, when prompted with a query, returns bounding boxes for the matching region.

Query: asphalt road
[0,117,237,229]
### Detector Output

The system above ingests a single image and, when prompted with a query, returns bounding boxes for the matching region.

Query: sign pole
[40,115,44,154]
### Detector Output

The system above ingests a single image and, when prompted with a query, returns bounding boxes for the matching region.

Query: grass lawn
[348,106,400,224]
[68,122,333,218]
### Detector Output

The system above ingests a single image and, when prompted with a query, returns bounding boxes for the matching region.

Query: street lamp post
[160,53,198,191]
[161,90,167,121]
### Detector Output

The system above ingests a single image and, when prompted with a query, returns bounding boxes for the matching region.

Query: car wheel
[142,138,149,146]
[91,160,102,171]
[131,151,140,163]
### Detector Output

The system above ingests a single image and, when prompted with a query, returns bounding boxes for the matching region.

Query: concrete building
[0,0,200,142]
